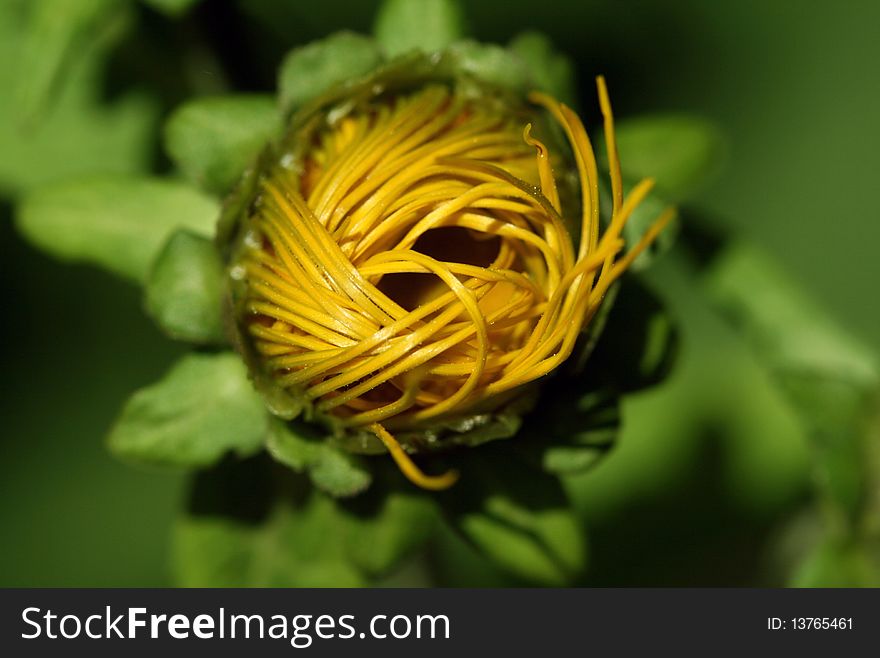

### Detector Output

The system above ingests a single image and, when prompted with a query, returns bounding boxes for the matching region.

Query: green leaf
[374,0,465,57]
[445,41,529,92]
[174,457,367,587]
[620,183,679,271]
[144,230,226,344]
[342,478,436,578]
[517,277,676,477]
[531,390,620,476]
[278,32,383,115]
[0,1,157,195]
[791,538,880,587]
[164,94,280,195]
[14,0,128,122]
[604,114,726,200]
[267,419,372,497]
[508,31,577,105]
[704,243,879,523]
[141,0,202,17]
[108,352,268,467]
[15,175,219,283]
[706,245,878,388]
[583,276,679,390]
[441,452,586,585]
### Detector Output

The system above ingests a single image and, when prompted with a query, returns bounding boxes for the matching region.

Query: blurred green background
[1,0,878,586]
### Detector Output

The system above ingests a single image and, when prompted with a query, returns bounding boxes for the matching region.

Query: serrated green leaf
[174,457,366,587]
[442,452,585,585]
[604,114,725,200]
[445,40,529,92]
[374,0,465,57]
[278,32,382,115]
[508,31,577,105]
[267,419,372,497]
[164,94,280,195]
[144,230,226,344]
[108,352,268,467]
[15,176,219,283]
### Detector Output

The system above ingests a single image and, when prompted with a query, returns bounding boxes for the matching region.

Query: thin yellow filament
[239,78,674,489]
[369,423,460,490]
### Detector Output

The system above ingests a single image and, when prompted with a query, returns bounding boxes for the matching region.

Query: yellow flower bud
[226,66,673,489]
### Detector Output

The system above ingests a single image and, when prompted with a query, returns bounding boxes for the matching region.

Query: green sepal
[278,31,383,115]
[164,94,281,195]
[444,41,530,94]
[144,229,226,345]
[16,175,219,283]
[440,449,586,585]
[508,31,577,106]
[107,352,269,467]
[374,0,466,58]
[267,419,372,497]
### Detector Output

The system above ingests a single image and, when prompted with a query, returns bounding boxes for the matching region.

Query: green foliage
[14,0,128,123]
[341,472,437,578]
[164,95,280,195]
[0,0,157,195]
[442,451,586,585]
[16,176,219,283]
[277,32,383,114]
[374,0,465,57]
[704,242,880,585]
[108,352,268,467]
[174,460,367,587]
[605,114,725,200]
[267,420,372,497]
[174,457,436,586]
[141,0,202,16]
[145,230,226,344]
[445,41,529,92]
[508,31,577,106]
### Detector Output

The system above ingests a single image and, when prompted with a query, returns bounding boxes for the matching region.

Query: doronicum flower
[221,59,674,489]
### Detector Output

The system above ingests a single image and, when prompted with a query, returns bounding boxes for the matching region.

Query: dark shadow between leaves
[186,452,309,525]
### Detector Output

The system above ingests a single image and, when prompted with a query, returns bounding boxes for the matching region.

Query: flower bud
[222,56,673,488]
